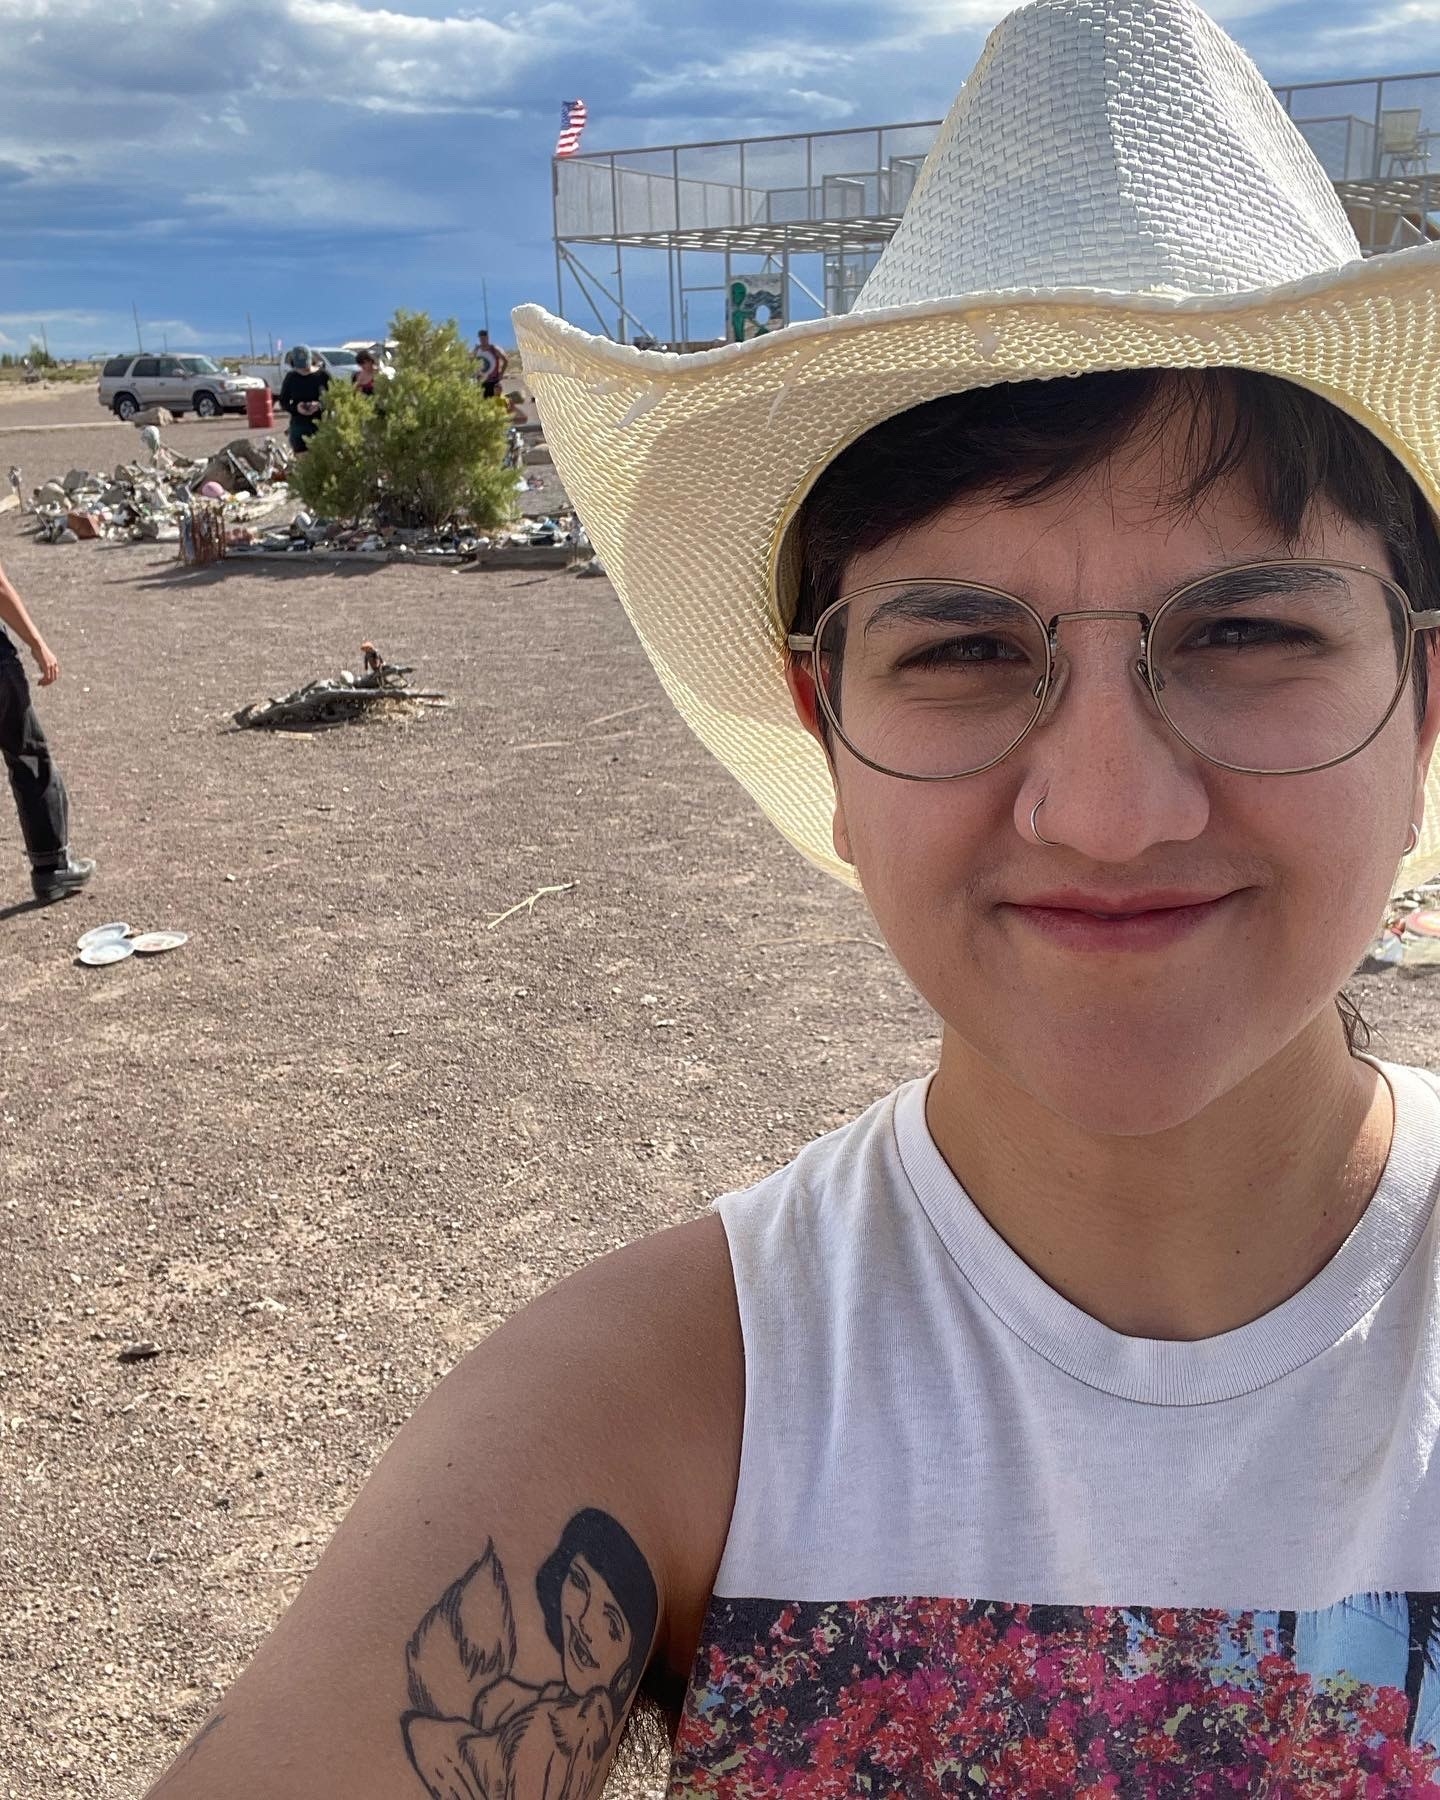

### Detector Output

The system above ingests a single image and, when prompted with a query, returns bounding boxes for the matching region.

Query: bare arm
[141,1214,742,1800]
[0,561,58,684]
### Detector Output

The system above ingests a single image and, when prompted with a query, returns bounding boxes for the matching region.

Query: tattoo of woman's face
[559,1553,634,1695]
[401,1510,658,1800]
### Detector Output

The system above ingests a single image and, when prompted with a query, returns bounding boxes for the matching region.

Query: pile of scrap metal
[28,437,293,545]
[226,510,587,563]
[233,642,449,731]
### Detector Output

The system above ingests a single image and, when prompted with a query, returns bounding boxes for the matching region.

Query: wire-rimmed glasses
[785,561,1440,780]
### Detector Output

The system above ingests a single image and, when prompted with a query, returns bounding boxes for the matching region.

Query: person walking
[472,328,507,400]
[278,346,330,454]
[0,559,94,902]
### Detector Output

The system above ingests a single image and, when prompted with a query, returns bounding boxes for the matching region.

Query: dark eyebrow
[851,583,1027,638]
[1171,563,1354,610]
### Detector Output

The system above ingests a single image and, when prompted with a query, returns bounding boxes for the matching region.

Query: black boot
[31,851,96,903]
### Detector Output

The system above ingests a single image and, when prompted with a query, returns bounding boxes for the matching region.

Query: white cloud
[184,169,449,228]
[784,87,856,122]
[0,308,105,328]
[1306,0,1440,36]
[632,41,853,102]
[0,0,618,123]
[887,0,1007,36]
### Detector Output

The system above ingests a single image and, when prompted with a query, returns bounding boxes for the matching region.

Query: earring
[1406,822,1422,857]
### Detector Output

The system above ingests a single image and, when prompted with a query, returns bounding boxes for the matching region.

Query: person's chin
[953,984,1269,1136]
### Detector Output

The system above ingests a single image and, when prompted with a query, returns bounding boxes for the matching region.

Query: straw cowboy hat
[514,0,1440,891]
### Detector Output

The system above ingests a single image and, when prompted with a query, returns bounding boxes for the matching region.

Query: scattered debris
[30,436,293,546]
[233,644,449,731]
[484,880,577,931]
[78,939,134,967]
[131,931,188,954]
[573,554,607,578]
[181,501,227,567]
[131,406,174,427]
[117,1341,162,1363]
[74,920,189,967]
[0,493,18,517]
[1360,881,1440,975]
[77,921,131,950]
[225,510,587,566]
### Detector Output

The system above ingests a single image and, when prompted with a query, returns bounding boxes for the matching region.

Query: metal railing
[557,74,1440,252]
[552,72,1440,340]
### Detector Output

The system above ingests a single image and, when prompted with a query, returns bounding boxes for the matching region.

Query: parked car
[236,345,391,394]
[97,354,266,421]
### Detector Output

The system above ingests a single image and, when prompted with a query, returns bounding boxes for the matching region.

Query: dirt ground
[1,388,1436,1799]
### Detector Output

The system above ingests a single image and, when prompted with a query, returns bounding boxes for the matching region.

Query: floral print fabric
[668,1593,1440,1797]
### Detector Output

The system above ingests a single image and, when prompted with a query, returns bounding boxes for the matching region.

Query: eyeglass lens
[813,565,1412,779]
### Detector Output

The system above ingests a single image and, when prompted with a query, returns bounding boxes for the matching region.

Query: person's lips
[1000,887,1242,951]
[568,1623,598,1670]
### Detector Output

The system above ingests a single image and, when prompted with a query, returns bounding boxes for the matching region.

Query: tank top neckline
[892,1060,1440,1407]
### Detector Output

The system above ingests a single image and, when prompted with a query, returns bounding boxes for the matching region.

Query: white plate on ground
[76,922,131,950]
[130,931,188,954]
[78,940,135,967]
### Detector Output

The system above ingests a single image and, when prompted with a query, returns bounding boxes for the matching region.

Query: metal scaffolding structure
[552,70,1440,345]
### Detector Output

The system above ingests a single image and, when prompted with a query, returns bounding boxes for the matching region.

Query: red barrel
[246,386,275,430]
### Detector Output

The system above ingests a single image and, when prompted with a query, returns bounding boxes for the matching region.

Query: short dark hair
[535,1508,658,1703]
[790,369,1437,721]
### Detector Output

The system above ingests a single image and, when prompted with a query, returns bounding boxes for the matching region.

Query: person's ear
[784,653,824,747]
[784,657,854,866]
[1415,640,1440,829]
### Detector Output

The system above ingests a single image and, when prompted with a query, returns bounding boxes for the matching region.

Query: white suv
[97,354,266,420]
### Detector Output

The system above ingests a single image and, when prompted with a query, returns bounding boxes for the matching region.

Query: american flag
[555,98,588,159]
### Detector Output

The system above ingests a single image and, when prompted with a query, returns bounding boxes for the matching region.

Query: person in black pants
[278,346,331,454]
[0,558,94,902]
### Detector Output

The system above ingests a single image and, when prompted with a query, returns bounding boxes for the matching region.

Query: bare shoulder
[142,1214,742,1800]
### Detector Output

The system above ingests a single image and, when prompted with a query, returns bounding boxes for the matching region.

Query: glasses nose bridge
[1045,606,1153,642]
[1039,608,1157,718]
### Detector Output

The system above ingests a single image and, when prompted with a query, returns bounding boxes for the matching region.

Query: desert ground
[1,384,1436,1798]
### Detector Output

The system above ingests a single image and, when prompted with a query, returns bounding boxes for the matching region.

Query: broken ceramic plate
[78,939,136,967]
[1403,909,1440,938]
[76,921,132,950]
[130,931,188,955]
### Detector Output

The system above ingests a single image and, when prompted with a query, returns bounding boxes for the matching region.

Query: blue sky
[1,0,1438,359]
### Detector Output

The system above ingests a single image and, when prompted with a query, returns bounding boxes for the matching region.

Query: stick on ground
[484,881,577,931]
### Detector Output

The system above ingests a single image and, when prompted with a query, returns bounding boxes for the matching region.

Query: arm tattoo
[401,1509,658,1800]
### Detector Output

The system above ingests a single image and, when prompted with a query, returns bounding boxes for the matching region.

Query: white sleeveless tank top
[667,1061,1440,1795]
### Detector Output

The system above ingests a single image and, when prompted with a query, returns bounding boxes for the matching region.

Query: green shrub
[290,311,516,531]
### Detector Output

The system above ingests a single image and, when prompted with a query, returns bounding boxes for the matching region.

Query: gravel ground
[1,390,1435,1798]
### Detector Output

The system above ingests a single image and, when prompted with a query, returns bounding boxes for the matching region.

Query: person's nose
[1014,620,1211,861]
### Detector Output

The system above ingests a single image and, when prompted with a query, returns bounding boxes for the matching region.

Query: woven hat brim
[515,244,1440,896]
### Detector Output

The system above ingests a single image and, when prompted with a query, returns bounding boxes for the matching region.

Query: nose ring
[1030,797,1058,847]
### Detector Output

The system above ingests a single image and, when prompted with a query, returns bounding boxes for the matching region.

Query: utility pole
[132,302,143,352]
[40,324,49,364]
[246,312,256,359]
